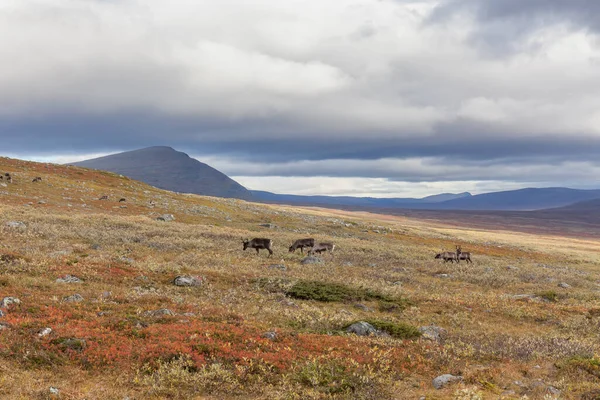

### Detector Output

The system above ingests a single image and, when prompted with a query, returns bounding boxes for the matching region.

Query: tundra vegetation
[0,156,599,399]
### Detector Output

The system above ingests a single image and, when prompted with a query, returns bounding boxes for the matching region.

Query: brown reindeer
[289,238,315,253]
[456,246,472,264]
[242,238,274,257]
[119,198,126,202]
[435,251,457,263]
[32,177,42,183]
[309,242,335,256]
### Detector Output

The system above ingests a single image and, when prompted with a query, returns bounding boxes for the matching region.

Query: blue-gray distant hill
[251,191,472,208]
[252,187,600,211]
[73,146,253,200]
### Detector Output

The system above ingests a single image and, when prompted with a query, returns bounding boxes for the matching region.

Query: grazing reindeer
[435,251,457,263]
[32,177,42,183]
[309,242,335,256]
[289,238,315,254]
[119,198,126,202]
[242,238,274,257]
[98,195,109,200]
[456,246,473,264]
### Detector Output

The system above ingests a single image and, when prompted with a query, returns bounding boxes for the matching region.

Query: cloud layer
[2,0,599,195]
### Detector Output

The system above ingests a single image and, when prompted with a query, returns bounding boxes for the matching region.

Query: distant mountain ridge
[251,190,472,208]
[73,146,253,200]
[253,187,600,211]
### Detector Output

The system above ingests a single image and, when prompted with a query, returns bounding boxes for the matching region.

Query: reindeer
[309,242,335,256]
[456,245,473,264]
[435,251,457,263]
[98,195,109,200]
[119,198,126,203]
[289,238,315,254]
[32,177,42,183]
[242,238,274,257]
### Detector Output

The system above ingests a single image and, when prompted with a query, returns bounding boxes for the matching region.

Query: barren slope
[0,157,599,399]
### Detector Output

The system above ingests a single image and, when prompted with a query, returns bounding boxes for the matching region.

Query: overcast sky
[2,0,600,197]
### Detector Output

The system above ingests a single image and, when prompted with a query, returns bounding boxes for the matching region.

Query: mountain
[73,146,253,200]
[251,190,472,208]
[252,187,600,211]
[432,187,600,211]
[545,198,600,213]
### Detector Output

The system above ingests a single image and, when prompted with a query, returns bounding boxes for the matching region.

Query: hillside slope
[74,146,253,201]
[0,156,599,398]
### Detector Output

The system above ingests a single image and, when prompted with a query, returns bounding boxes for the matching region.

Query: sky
[2,0,600,198]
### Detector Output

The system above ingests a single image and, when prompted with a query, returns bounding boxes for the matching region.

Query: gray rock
[268,264,286,271]
[353,303,374,312]
[547,386,561,395]
[144,308,175,317]
[157,214,175,222]
[38,327,52,337]
[0,322,10,330]
[301,256,323,265]
[49,387,60,396]
[1,297,21,308]
[63,294,84,303]
[419,325,448,344]
[558,282,571,289]
[432,374,463,389]
[346,321,378,336]
[436,274,451,278]
[5,221,26,229]
[262,331,277,340]
[56,275,82,284]
[173,275,203,287]
[506,265,520,271]
[0,310,4,318]
[259,223,275,228]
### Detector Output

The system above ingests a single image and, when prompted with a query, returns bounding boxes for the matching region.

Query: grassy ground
[0,156,599,399]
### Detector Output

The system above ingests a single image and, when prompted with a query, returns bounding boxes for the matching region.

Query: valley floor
[0,157,599,399]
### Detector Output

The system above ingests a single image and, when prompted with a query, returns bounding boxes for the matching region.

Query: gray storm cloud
[1,0,599,194]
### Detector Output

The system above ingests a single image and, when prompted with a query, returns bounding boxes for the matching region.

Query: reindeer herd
[435,245,473,263]
[241,237,335,257]
[241,236,471,263]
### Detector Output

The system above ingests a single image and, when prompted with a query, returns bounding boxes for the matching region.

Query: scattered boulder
[38,327,52,337]
[558,282,571,289]
[63,294,84,303]
[49,387,60,397]
[506,265,520,271]
[0,322,10,330]
[5,221,26,229]
[419,325,448,344]
[173,275,203,287]
[56,275,82,284]
[268,264,286,271]
[0,310,4,318]
[259,223,276,228]
[435,274,451,278]
[156,214,175,222]
[547,386,561,396]
[346,321,378,336]
[301,256,323,265]
[432,374,463,389]
[144,308,175,317]
[262,331,278,341]
[353,303,374,312]
[1,297,21,308]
